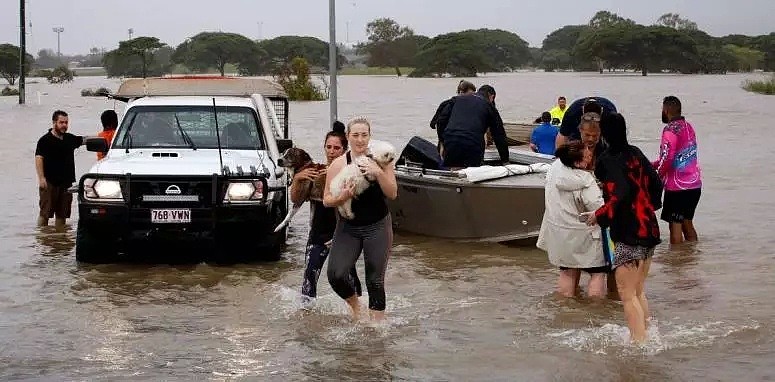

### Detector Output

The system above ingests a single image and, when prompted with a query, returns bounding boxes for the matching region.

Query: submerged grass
[742,74,775,95]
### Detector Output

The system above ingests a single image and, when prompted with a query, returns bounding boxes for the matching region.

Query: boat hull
[388,172,545,242]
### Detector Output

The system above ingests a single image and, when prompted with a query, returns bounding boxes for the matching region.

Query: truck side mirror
[276,138,293,153]
[86,137,108,153]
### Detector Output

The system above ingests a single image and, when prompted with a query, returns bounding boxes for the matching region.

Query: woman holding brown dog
[324,117,398,321]
[295,121,362,306]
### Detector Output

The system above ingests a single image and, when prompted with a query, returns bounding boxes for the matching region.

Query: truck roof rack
[111,76,287,102]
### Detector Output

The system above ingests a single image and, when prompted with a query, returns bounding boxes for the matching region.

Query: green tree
[257,35,345,74]
[173,32,265,76]
[103,37,173,78]
[358,18,416,76]
[723,44,765,72]
[44,65,75,84]
[655,13,698,30]
[274,57,327,101]
[411,29,530,77]
[541,25,596,70]
[588,10,636,29]
[0,44,34,86]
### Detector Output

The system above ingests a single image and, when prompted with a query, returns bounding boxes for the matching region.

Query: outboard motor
[396,136,443,170]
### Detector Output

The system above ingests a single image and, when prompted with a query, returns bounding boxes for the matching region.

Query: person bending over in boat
[585,112,662,343]
[556,97,617,149]
[537,141,607,298]
[430,80,476,156]
[296,121,362,306]
[436,85,509,169]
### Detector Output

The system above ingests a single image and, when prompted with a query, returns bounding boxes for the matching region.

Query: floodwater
[0,72,773,381]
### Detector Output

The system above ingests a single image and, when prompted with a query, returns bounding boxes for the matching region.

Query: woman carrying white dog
[323,117,398,321]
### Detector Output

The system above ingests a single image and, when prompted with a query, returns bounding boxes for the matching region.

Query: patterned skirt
[612,242,655,269]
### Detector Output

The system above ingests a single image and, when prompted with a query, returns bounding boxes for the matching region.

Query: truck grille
[128,177,217,208]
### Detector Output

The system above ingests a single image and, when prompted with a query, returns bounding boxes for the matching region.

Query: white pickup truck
[76,76,293,263]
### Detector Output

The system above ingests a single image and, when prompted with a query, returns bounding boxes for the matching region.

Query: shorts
[39,184,73,219]
[612,243,654,269]
[661,188,701,223]
[559,266,609,274]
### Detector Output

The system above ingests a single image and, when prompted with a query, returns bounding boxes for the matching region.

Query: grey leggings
[327,215,393,311]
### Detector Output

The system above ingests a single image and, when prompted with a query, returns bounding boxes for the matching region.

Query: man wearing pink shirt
[653,96,702,244]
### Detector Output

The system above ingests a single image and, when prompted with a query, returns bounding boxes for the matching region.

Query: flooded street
[1,72,773,381]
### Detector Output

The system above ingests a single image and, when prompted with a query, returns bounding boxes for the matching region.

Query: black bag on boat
[396,136,443,170]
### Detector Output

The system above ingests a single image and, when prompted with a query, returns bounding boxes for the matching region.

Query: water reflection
[35,224,75,256]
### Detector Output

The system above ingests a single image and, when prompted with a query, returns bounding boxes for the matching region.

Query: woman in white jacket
[537,141,607,298]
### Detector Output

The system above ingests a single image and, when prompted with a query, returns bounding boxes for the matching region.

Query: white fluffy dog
[329,140,396,220]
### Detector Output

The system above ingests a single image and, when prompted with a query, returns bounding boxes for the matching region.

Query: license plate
[150,209,191,224]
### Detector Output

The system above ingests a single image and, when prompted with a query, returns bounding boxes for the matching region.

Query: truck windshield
[113,105,265,150]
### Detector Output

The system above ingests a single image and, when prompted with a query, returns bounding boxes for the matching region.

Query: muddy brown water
[0,72,773,381]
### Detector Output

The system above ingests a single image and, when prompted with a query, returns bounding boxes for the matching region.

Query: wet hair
[346,116,371,134]
[477,84,496,99]
[663,95,682,115]
[600,112,629,150]
[558,96,566,101]
[555,141,586,168]
[582,98,602,115]
[52,110,68,122]
[326,120,348,149]
[541,111,552,123]
[457,80,476,94]
[100,110,118,130]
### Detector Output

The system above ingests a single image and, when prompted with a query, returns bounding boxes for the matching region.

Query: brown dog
[274,147,327,232]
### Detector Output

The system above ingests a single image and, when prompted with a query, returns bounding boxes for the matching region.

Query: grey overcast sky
[2,0,773,55]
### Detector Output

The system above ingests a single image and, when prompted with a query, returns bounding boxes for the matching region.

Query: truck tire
[75,221,118,264]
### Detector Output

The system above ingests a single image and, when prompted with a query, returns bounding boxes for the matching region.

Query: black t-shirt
[35,129,83,186]
[559,96,617,140]
[346,152,388,226]
[308,200,337,245]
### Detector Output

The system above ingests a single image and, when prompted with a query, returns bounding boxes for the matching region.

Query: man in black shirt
[430,80,476,155]
[35,110,85,227]
[436,85,509,168]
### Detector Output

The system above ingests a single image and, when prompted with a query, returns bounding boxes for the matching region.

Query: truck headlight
[83,178,123,201]
[224,180,264,202]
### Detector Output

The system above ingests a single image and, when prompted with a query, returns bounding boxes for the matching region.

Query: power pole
[52,26,64,61]
[328,0,337,127]
[19,0,26,104]
[128,28,133,40]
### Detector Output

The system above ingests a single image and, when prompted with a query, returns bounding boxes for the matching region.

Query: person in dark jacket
[430,80,476,155]
[436,85,509,168]
[556,97,617,149]
[585,112,663,344]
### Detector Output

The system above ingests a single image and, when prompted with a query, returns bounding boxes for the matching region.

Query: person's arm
[590,161,630,228]
[289,168,319,204]
[357,159,398,200]
[323,157,353,208]
[429,99,449,129]
[35,155,46,189]
[34,140,47,189]
[580,173,604,212]
[652,125,678,179]
[530,128,539,152]
[436,97,455,140]
[489,107,509,163]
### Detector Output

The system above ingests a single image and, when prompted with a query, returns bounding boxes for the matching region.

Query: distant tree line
[538,11,775,75]
[0,10,773,84]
